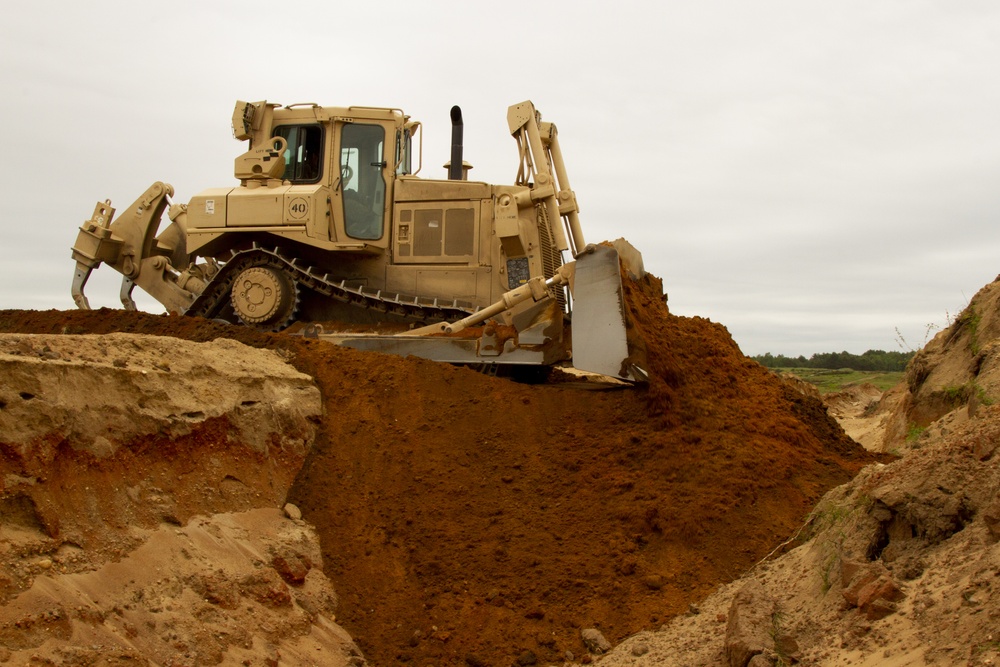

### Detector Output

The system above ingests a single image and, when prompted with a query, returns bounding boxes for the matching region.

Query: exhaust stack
[448,105,464,180]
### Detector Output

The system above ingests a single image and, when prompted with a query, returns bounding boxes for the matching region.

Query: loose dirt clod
[0,269,874,666]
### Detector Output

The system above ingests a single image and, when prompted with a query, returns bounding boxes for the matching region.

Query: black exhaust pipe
[449,105,463,180]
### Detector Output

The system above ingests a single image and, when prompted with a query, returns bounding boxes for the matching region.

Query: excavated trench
[0,270,875,666]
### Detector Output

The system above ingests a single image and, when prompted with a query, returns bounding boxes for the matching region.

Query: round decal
[289,197,309,220]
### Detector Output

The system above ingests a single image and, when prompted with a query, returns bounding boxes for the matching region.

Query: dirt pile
[586,277,1000,666]
[883,275,1000,452]
[0,268,874,666]
[589,403,1000,667]
[0,508,365,666]
[0,334,369,665]
[0,333,320,456]
[0,334,321,561]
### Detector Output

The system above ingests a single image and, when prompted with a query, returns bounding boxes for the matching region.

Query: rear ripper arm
[71,182,212,312]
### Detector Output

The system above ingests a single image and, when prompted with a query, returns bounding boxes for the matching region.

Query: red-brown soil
[0,271,875,666]
[593,276,1000,667]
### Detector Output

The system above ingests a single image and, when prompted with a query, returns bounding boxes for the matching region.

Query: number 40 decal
[289,197,309,220]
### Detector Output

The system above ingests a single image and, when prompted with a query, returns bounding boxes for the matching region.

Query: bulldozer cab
[268,112,406,248]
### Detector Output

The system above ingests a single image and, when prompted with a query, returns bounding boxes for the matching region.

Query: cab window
[341,123,386,240]
[395,129,413,175]
[273,124,323,183]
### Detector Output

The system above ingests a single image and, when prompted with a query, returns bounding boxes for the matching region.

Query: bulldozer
[70,100,648,382]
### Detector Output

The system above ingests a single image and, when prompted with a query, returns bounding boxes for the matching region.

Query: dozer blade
[570,244,648,382]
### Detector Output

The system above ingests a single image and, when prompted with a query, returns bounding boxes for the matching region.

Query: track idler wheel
[230,266,298,330]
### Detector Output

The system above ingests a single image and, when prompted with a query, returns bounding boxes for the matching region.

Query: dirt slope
[0,269,875,666]
[584,405,1000,666]
[586,277,1000,667]
[0,333,365,665]
[883,275,1000,452]
[1,508,364,666]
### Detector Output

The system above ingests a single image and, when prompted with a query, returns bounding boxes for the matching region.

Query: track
[184,244,478,327]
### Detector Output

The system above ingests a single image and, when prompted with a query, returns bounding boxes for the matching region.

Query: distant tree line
[751,349,914,372]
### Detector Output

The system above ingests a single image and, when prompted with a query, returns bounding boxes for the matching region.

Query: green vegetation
[771,610,792,666]
[957,306,983,355]
[974,639,1000,656]
[906,423,926,443]
[769,367,904,394]
[942,381,993,408]
[752,349,911,394]
[942,384,971,405]
[820,552,837,594]
[976,384,994,407]
[753,349,913,372]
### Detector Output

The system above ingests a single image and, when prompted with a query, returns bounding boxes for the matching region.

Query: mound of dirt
[590,402,1000,667]
[0,508,365,666]
[586,276,1000,667]
[0,333,321,558]
[0,268,875,666]
[0,332,319,455]
[883,275,1000,452]
[0,333,370,665]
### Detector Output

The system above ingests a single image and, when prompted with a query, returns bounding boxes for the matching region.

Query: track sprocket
[229,265,299,331]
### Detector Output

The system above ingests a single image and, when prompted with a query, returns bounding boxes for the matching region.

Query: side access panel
[186,188,232,229]
[226,186,290,226]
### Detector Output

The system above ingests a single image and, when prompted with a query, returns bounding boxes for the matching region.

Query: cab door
[339,123,388,242]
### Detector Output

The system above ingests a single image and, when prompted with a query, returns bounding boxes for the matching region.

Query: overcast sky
[2,1,998,356]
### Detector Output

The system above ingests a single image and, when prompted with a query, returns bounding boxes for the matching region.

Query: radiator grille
[535,204,568,311]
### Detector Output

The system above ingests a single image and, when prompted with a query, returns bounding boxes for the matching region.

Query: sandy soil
[580,277,1000,667]
[5,270,999,666]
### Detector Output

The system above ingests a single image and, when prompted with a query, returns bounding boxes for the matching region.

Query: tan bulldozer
[71,100,648,382]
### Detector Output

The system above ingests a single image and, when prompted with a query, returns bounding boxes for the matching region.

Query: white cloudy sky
[2,1,998,356]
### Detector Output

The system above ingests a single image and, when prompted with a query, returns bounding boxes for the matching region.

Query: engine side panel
[227,186,290,227]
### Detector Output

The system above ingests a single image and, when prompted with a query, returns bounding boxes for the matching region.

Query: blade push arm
[507,101,585,257]
[407,263,576,337]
